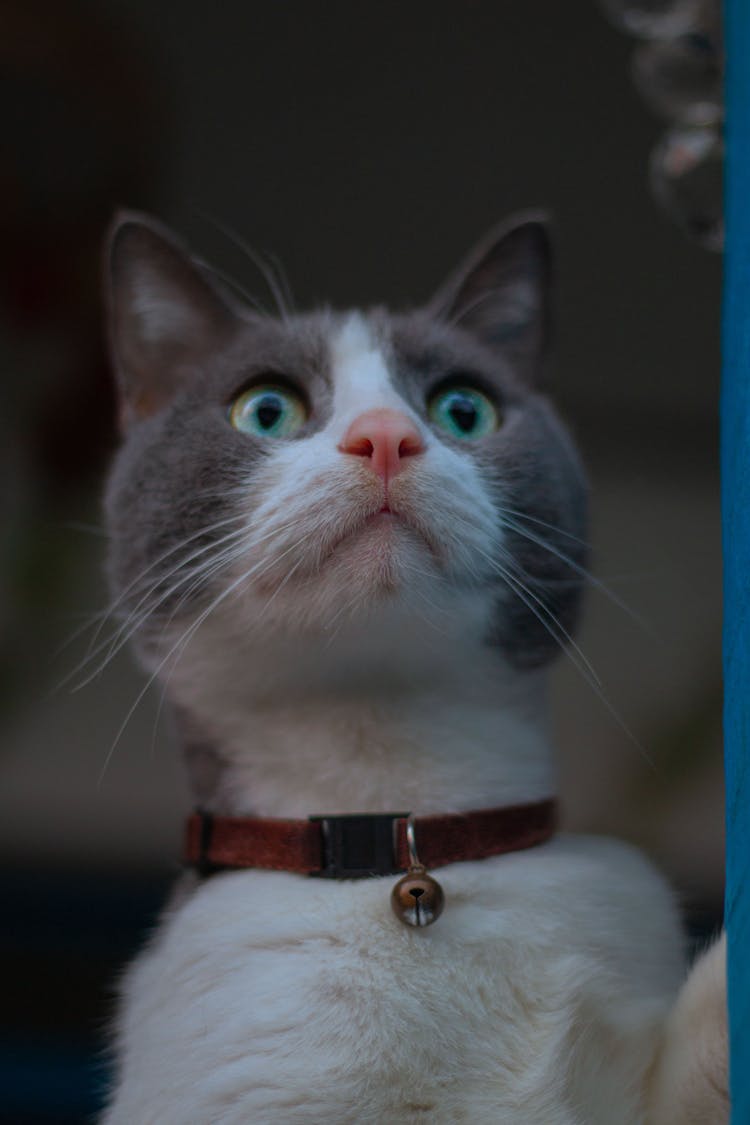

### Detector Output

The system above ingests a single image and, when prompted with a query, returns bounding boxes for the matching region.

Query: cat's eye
[427,385,500,440]
[229,384,308,438]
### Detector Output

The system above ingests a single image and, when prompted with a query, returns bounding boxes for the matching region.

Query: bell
[391,864,445,928]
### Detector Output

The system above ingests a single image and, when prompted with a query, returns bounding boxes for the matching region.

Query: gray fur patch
[105,312,337,649]
[387,312,588,668]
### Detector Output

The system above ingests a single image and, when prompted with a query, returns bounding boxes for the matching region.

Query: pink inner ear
[116,381,174,429]
[108,213,240,421]
[339,409,424,484]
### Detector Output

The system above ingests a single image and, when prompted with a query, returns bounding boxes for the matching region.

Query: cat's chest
[111,836,684,1124]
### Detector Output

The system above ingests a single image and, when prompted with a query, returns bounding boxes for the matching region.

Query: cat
[99,210,728,1123]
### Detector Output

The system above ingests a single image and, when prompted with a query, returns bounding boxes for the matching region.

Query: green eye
[229,384,307,438]
[428,385,500,440]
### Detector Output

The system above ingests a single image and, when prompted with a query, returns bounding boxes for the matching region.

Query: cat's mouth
[251,508,437,600]
[328,503,441,565]
[248,480,450,602]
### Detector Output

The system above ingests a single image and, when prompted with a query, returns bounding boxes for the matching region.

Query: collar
[184,798,557,879]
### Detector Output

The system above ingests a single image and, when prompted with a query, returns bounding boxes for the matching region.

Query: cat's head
[103,212,587,693]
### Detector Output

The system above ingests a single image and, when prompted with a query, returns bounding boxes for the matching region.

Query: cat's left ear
[428,212,552,386]
[105,211,242,427]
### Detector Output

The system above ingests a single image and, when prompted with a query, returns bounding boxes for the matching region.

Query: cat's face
[104,213,587,684]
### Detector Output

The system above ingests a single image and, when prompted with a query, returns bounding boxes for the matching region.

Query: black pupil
[256,394,283,429]
[449,394,478,433]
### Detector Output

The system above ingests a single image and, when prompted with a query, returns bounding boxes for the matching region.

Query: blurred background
[0,1,724,1120]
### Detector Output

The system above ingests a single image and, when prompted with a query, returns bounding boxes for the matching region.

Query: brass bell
[391,863,445,927]
[390,813,445,928]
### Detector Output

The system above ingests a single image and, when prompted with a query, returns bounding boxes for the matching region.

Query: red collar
[184,798,557,879]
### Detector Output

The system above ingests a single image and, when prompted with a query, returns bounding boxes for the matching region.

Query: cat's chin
[328,509,434,571]
[253,509,434,595]
[326,511,440,591]
[238,518,444,635]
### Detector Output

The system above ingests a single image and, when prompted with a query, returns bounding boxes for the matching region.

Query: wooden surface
[722,2,748,1118]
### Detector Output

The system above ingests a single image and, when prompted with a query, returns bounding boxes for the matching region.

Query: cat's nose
[339,409,424,482]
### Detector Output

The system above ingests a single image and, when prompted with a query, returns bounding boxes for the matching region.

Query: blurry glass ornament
[650,126,724,249]
[598,0,703,38]
[632,32,723,125]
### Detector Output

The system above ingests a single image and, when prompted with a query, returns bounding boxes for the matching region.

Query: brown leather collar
[184,798,557,879]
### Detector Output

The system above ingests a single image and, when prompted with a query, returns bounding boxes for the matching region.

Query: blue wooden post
[723,1,750,1118]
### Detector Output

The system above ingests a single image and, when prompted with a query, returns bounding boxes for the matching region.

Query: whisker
[200,262,270,317]
[97,528,315,783]
[481,548,603,690]
[194,210,291,320]
[65,513,312,691]
[255,554,308,620]
[323,589,367,640]
[477,546,651,763]
[164,513,315,620]
[55,609,112,657]
[78,513,246,656]
[495,505,590,549]
[149,677,171,759]
[97,561,261,785]
[61,522,251,690]
[498,513,651,632]
[265,251,296,316]
[443,503,646,633]
[448,286,507,330]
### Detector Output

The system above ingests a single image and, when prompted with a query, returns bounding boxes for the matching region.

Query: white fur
[106,313,727,1122]
[328,313,420,438]
[647,935,728,1124]
[105,839,685,1123]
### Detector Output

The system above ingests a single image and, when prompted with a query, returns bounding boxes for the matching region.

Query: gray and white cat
[100,211,727,1123]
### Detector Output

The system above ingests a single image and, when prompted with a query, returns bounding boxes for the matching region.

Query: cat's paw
[647,932,729,1125]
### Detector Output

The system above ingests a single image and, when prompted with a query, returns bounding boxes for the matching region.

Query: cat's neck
[169,608,556,817]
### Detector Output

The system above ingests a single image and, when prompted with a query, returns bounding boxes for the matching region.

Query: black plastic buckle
[310,813,407,878]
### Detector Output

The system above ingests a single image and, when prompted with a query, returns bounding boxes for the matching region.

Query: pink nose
[339,408,424,482]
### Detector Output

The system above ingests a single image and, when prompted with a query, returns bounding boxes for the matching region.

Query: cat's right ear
[427,212,552,386]
[105,212,240,427]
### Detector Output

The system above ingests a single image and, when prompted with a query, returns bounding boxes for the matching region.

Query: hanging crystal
[598,0,724,250]
[631,32,723,126]
[598,0,704,39]
[649,126,724,250]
